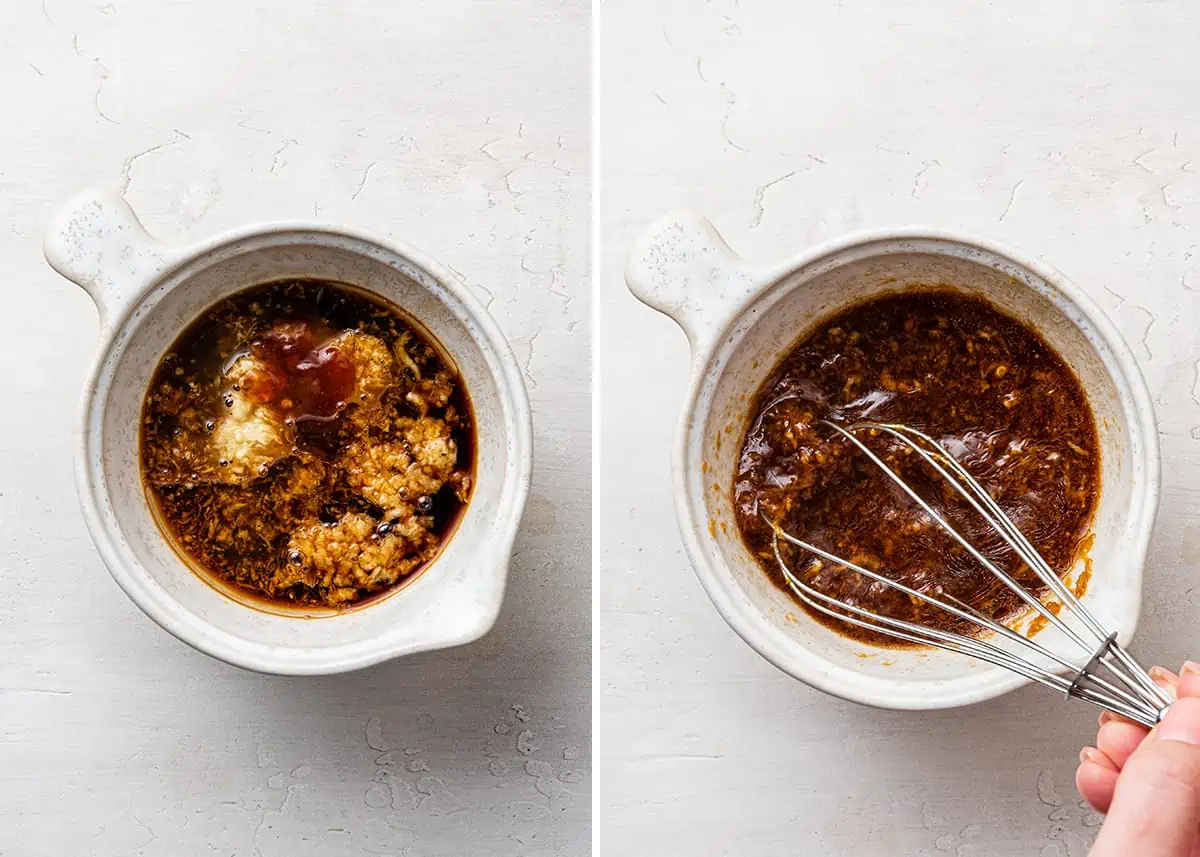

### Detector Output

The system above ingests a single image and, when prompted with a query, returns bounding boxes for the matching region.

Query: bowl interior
[688,238,1150,706]
[85,230,522,669]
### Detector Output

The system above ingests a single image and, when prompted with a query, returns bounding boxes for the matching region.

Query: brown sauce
[141,279,475,609]
[732,290,1099,645]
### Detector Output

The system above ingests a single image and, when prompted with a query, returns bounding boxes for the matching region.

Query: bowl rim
[669,226,1161,709]
[75,220,533,675]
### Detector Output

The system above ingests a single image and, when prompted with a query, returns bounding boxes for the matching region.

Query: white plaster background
[600,1,1200,854]
[0,1,590,855]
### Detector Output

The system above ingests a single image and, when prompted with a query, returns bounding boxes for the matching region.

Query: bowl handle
[625,210,772,355]
[44,189,181,329]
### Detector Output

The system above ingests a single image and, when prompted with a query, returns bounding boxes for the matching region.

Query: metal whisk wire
[768,421,1171,727]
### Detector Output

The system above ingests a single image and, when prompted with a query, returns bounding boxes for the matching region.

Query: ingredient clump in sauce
[142,279,474,608]
[733,291,1099,645]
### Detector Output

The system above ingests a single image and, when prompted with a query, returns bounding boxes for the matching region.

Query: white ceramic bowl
[627,211,1160,711]
[45,189,532,675]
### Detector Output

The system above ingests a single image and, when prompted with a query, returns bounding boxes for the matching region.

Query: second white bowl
[627,211,1160,711]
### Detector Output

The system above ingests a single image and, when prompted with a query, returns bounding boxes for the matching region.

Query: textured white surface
[600,2,1200,854]
[0,1,589,855]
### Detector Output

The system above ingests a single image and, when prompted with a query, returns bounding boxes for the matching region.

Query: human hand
[1078,662,1200,856]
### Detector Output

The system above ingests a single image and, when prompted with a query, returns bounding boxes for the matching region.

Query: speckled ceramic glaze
[45,189,532,675]
[627,211,1160,711]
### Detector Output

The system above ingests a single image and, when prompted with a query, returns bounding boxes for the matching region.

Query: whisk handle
[1063,633,1175,728]
[1067,632,1120,701]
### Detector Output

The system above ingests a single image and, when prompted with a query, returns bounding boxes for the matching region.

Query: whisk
[767,420,1172,727]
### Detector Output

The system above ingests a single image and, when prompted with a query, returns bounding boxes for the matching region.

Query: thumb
[1090,697,1200,857]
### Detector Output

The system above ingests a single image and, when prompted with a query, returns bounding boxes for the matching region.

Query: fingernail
[1080,746,1101,764]
[1098,710,1116,726]
[1182,661,1200,677]
[1158,698,1200,745]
